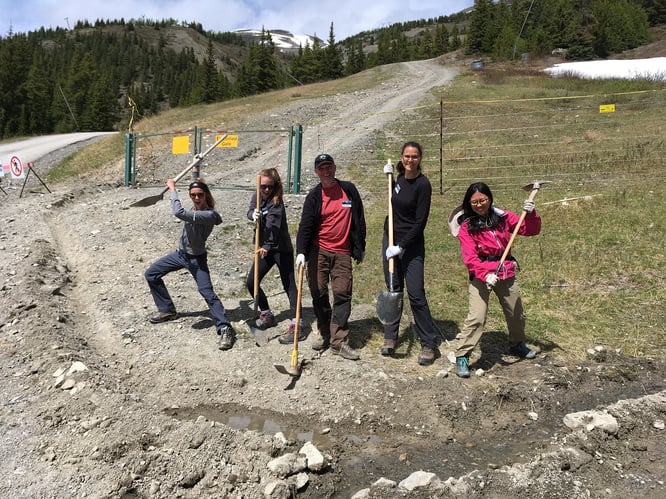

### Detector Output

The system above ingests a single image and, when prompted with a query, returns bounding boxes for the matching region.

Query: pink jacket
[458,208,541,281]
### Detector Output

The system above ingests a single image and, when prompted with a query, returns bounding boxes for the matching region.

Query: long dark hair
[258,168,284,205]
[396,141,423,176]
[458,182,502,233]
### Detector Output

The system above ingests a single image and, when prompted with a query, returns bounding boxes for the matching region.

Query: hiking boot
[311,333,330,351]
[331,343,360,361]
[380,338,397,356]
[417,346,440,366]
[456,356,470,378]
[255,310,276,329]
[218,325,236,350]
[278,320,306,344]
[149,310,177,324]
[510,342,536,359]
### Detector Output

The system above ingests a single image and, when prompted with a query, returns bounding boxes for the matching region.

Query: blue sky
[3,0,473,40]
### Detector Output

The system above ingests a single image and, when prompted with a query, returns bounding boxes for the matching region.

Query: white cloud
[4,0,473,40]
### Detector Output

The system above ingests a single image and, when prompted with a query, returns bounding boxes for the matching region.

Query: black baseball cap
[314,153,335,168]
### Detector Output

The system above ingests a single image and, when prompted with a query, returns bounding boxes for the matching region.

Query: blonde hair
[259,168,284,205]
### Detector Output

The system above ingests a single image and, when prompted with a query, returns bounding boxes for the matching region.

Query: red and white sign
[9,155,25,179]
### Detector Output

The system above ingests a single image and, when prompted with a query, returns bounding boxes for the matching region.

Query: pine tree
[466,0,495,55]
[322,23,343,79]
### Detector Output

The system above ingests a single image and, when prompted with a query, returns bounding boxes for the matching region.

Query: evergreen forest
[0,0,663,139]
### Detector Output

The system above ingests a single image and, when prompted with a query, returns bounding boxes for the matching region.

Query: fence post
[124,132,135,186]
[292,124,303,194]
[439,99,444,194]
[192,126,201,179]
[287,126,294,192]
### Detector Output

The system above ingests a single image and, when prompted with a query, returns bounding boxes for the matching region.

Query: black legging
[246,251,298,316]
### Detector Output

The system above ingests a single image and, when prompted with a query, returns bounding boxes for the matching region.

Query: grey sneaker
[331,343,360,361]
[255,310,276,329]
[311,333,330,351]
[456,356,470,378]
[509,342,536,359]
[218,325,236,350]
[149,310,177,324]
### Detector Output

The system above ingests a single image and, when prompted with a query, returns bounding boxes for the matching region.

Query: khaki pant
[455,277,526,358]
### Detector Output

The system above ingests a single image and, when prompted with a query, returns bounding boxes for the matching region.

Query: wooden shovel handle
[291,264,304,368]
[253,174,261,313]
[387,172,395,274]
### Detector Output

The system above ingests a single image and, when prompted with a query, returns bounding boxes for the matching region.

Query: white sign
[9,155,24,179]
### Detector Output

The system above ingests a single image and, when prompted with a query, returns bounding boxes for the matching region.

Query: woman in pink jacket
[453,182,541,378]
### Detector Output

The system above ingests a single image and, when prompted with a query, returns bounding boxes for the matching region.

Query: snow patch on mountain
[232,28,326,51]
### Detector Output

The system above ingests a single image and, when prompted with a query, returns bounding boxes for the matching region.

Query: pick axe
[490,180,550,286]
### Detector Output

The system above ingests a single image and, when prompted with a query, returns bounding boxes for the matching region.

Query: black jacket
[247,193,293,253]
[296,179,366,263]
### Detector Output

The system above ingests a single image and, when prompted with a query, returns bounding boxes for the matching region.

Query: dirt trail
[0,58,664,499]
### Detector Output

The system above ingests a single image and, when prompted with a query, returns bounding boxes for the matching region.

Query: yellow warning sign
[599,104,615,113]
[172,135,190,154]
[217,134,239,148]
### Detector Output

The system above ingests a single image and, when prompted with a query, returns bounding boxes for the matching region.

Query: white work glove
[383,162,393,175]
[385,245,404,260]
[485,273,499,288]
[252,208,261,222]
[295,253,305,269]
[523,199,535,213]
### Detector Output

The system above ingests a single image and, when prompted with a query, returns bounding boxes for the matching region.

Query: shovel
[245,175,270,346]
[376,161,404,326]
[253,174,261,317]
[129,132,228,207]
[275,263,304,377]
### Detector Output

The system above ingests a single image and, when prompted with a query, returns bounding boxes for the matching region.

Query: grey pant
[455,276,526,358]
[145,249,231,332]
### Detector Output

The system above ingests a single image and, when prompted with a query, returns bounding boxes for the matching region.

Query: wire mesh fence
[316,87,666,209]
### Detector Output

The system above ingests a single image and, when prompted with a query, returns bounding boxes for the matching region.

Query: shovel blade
[376,290,404,326]
[130,193,165,208]
[244,321,270,346]
[274,363,300,377]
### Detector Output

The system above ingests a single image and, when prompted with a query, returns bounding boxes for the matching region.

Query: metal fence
[125,125,304,193]
[326,88,666,206]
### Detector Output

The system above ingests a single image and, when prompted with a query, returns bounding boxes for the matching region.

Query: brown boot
[331,342,360,361]
[417,346,440,366]
[311,333,330,351]
[380,338,396,356]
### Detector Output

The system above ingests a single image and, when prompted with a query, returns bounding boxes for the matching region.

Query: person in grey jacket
[145,178,236,350]
[295,153,366,361]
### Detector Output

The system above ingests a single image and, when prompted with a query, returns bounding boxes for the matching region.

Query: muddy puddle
[164,402,539,494]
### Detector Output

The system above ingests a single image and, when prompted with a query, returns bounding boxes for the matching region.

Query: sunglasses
[260,184,274,190]
[189,192,205,198]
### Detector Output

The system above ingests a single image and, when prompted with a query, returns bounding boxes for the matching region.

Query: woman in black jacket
[246,168,299,342]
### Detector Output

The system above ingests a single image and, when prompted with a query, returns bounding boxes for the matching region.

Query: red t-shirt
[316,182,352,254]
